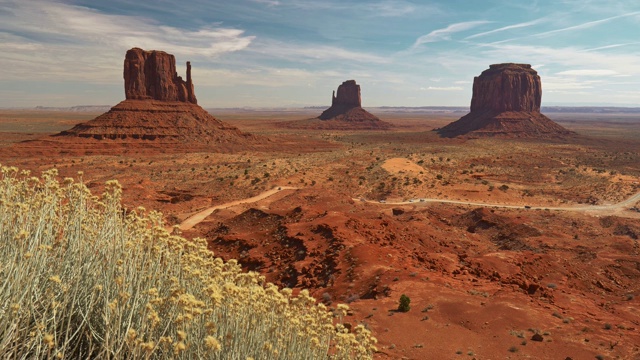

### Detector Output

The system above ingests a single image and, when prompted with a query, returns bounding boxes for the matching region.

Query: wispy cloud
[285,0,437,17]
[412,21,490,49]
[252,0,281,6]
[0,0,256,83]
[532,11,640,37]
[556,69,619,76]
[465,19,543,40]
[421,86,464,91]
[249,39,389,64]
[583,42,640,52]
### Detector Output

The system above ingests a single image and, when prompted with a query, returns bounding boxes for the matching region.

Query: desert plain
[1,106,639,359]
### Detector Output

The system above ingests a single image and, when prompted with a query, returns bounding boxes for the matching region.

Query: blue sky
[1,0,639,107]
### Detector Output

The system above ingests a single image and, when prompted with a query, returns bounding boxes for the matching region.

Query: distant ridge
[34,105,112,112]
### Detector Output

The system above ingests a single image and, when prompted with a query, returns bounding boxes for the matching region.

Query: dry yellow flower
[173,341,186,355]
[43,334,55,348]
[126,328,137,343]
[204,336,221,351]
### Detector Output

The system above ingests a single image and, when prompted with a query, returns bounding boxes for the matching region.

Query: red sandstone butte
[124,48,197,104]
[437,63,574,138]
[56,48,256,146]
[315,80,390,129]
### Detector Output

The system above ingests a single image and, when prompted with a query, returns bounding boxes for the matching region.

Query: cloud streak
[532,11,640,37]
[556,69,618,76]
[465,19,543,40]
[412,21,490,49]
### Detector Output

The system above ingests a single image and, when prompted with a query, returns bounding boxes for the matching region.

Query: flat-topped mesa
[124,47,197,104]
[470,63,541,113]
[436,63,574,138]
[331,80,361,108]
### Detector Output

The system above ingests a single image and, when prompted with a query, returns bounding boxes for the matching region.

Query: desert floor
[1,108,639,359]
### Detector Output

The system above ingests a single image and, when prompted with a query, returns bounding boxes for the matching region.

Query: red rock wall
[124,48,197,104]
[470,63,541,113]
[332,80,361,107]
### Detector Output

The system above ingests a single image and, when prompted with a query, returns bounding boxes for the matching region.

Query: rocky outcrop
[470,63,541,113]
[124,48,197,104]
[437,63,573,138]
[56,48,258,148]
[57,100,251,144]
[319,80,363,120]
[333,80,361,108]
[308,80,390,129]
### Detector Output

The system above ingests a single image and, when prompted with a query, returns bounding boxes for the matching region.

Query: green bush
[398,294,411,312]
[0,165,376,359]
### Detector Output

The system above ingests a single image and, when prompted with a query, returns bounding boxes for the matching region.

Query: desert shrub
[398,294,411,312]
[0,165,376,359]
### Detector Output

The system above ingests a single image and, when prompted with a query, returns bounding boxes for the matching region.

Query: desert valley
[1,46,639,359]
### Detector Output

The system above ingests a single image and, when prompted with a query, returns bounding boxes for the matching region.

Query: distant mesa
[318,80,362,120]
[281,80,391,130]
[436,63,574,138]
[56,48,254,146]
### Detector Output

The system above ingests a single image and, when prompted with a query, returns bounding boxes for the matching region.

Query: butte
[282,80,391,130]
[46,48,256,153]
[436,63,574,138]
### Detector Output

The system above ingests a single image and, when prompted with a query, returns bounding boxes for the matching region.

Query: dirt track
[179,186,299,230]
[180,187,640,231]
[355,190,640,217]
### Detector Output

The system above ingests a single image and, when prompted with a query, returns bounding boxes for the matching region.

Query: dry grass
[0,165,376,359]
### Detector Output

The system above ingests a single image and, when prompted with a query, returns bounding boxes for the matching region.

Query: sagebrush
[0,165,376,359]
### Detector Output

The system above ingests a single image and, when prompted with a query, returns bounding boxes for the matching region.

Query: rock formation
[57,48,255,147]
[124,48,197,104]
[437,63,573,138]
[319,80,368,120]
[298,80,390,130]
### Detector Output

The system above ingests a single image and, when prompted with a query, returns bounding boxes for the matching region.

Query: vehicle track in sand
[178,187,640,231]
[355,191,640,218]
[178,186,298,230]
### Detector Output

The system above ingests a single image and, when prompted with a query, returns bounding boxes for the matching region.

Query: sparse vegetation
[0,166,376,359]
[398,294,411,312]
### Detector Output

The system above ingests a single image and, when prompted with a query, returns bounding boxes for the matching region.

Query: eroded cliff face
[470,63,541,113]
[331,80,362,108]
[124,48,197,104]
[437,63,573,138]
[318,80,384,126]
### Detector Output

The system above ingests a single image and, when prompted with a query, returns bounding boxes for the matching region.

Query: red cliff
[437,63,573,138]
[314,80,389,129]
[124,48,197,104]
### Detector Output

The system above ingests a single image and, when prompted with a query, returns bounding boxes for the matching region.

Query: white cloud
[477,43,640,77]
[0,0,254,82]
[411,21,491,49]
[249,39,389,64]
[425,86,464,91]
[583,42,640,52]
[253,0,281,6]
[532,11,640,37]
[556,69,619,76]
[465,19,543,40]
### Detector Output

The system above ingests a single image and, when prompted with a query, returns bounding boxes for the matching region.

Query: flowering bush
[0,165,376,359]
